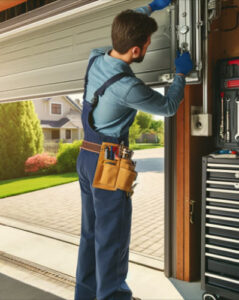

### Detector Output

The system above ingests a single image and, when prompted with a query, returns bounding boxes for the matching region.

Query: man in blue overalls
[75,0,193,299]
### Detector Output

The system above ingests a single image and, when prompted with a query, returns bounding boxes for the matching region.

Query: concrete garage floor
[0,226,205,300]
[0,273,204,300]
[0,273,65,300]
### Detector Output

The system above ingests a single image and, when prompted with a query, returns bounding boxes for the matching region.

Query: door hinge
[190,200,196,224]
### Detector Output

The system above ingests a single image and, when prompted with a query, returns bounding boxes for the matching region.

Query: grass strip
[0,173,78,199]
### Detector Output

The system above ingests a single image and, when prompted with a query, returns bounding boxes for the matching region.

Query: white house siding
[72,129,80,141]
[43,128,52,140]
[34,96,74,121]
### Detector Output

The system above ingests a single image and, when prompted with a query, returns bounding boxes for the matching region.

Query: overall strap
[83,55,100,98]
[92,72,131,107]
[95,72,130,97]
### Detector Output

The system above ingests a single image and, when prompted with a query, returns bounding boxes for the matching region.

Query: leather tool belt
[81,140,101,153]
[81,140,137,194]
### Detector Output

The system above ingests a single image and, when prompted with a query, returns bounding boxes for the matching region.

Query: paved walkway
[0,148,164,261]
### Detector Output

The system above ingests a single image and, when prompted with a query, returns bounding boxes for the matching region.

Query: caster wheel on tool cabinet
[202,292,220,300]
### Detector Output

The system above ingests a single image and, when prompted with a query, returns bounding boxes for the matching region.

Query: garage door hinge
[190,200,196,224]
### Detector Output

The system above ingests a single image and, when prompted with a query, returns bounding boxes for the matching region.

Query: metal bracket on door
[190,200,196,224]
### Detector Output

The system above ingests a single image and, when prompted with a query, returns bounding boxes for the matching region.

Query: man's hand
[149,0,172,12]
[175,51,193,76]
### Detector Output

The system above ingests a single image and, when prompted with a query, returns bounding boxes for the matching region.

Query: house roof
[65,96,82,112]
[41,118,70,128]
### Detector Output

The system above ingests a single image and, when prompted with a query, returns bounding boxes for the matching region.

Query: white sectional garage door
[0,0,201,103]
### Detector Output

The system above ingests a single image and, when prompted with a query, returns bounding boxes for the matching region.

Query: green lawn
[0,173,78,199]
[130,143,163,150]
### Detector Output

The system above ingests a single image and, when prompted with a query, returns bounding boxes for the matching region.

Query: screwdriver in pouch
[104,147,109,159]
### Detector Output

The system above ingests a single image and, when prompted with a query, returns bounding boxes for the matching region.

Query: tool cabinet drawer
[207,180,239,189]
[207,167,239,181]
[206,273,239,293]
[206,234,239,250]
[206,223,239,239]
[206,187,239,200]
[206,198,239,210]
[206,244,239,260]
[207,258,239,279]
[206,205,239,218]
[206,215,239,228]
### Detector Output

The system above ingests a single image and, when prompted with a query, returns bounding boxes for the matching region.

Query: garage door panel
[1,59,88,89]
[0,38,73,69]
[132,50,171,74]
[0,0,202,102]
[0,79,85,102]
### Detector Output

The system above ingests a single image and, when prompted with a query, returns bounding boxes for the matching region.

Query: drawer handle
[206,214,239,222]
[205,272,239,285]
[235,183,239,189]
[206,198,239,205]
[205,244,239,254]
[207,163,239,169]
[206,252,239,263]
[207,180,238,186]
[206,223,239,232]
[207,188,239,194]
[206,234,239,244]
[206,205,239,213]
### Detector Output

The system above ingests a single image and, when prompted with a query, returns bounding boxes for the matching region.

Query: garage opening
[0,88,166,272]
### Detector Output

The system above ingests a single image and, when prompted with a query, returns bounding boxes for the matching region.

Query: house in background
[33,96,83,143]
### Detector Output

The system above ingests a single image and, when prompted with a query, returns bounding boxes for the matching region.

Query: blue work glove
[175,51,193,75]
[149,0,172,12]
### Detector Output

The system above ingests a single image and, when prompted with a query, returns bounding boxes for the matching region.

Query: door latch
[190,200,196,224]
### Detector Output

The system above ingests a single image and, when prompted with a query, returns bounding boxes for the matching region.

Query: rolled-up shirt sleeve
[123,75,186,116]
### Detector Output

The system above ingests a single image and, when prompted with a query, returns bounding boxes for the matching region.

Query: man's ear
[131,46,141,57]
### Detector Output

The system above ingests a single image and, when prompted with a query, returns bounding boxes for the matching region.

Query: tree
[150,119,164,133]
[0,101,44,180]
[129,119,141,144]
[150,119,164,145]
[135,112,153,131]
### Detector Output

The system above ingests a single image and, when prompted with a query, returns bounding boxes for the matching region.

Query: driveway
[0,148,165,261]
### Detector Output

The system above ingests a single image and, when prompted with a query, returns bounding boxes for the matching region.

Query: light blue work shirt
[85,6,186,138]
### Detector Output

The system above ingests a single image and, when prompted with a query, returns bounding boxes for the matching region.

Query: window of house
[51,103,62,115]
[66,129,71,139]
[52,129,60,139]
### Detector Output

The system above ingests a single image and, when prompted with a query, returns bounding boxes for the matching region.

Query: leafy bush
[129,119,141,144]
[56,140,82,173]
[25,153,57,175]
[0,101,43,180]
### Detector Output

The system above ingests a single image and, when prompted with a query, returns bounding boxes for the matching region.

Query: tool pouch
[92,142,137,192]
[116,158,137,192]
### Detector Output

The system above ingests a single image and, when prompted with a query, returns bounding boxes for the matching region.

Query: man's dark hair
[111,10,158,54]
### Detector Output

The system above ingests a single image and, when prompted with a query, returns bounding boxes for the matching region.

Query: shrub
[56,140,82,173]
[0,101,43,180]
[25,153,57,175]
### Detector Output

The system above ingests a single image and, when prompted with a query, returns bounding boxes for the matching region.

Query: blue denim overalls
[75,55,134,300]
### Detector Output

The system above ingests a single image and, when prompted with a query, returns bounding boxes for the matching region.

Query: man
[75,0,193,299]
